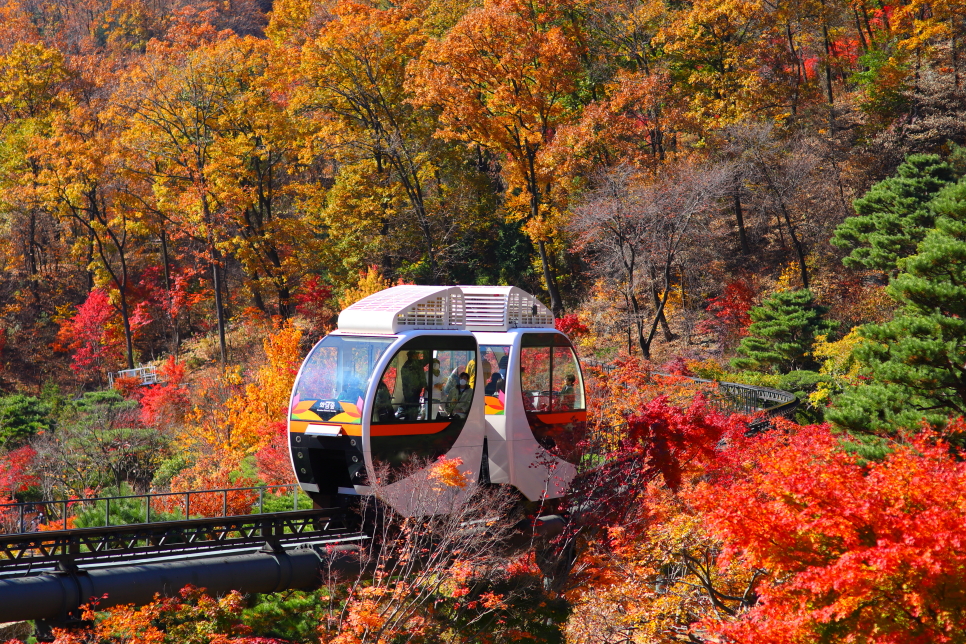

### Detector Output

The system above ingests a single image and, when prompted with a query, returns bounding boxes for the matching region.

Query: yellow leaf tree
[410,0,584,313]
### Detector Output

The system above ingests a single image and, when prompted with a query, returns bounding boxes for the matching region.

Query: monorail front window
[290,335,395,424]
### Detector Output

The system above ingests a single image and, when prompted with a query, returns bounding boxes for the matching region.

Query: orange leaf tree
[292,0,490,285]
[410,0,583,313]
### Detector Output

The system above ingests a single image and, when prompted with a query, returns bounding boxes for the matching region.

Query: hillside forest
[1,0,966,641]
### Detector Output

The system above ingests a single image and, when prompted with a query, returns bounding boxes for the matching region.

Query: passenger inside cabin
[466,359,492,389]
[446,372,473,419]
[498,355,509,380]
[399,351,427,420]
[429,358,443,400]
[373,380,394,422]
[559,373,577,410]
[338,371,364,402]
[485,371,505,396]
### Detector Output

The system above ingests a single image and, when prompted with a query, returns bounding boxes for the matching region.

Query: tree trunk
[27,211,40,304]
[118,289,135,370]
[201,192,228,364]
[786,23,802,116]
[275,282,292,318]
[537,240,564,316]
[679,265,692,344]
[160,230,180,354]
[85,188,136,371]
[784,212,810,289]
[266,252,292,317]
[953,19,960,88]
[643,263,675,358]
[211,255,228,364]
[87,213,96,293]
[527,155,563,316]
[822,24,835,106]
[758,162,810,289]
[630,292,651,359]
[250,273,267,314]
[853,9,869,53]
[649,279,675,342]
[734,186,750,255]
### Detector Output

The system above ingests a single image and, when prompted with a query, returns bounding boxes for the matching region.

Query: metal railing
[682,376,798,420]
[583,361,798,418]
[581,365,799,455]
[0,484,306,535]
[0,508,355,574]
[107,364,160,387]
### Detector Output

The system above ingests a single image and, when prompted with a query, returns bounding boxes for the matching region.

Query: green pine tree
[732,289,836,374]
[829,178,966,434]
[832,153,955,274]
[0,394,49,448]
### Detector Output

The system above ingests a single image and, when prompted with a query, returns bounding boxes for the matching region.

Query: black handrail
[0,507,356,574]
[583,360,798,419]
[0,484,306,535]
[580,362,800,454]
[677,375,799,421]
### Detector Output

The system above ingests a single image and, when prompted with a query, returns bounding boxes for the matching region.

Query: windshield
[290,335,396,424]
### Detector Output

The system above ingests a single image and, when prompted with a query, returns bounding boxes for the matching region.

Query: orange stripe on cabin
[533,410,587,425]
[369,422,451,437]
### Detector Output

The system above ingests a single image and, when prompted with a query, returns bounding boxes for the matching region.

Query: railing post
[18,504,23,534]
[185,492,190,520]
[293,486,297,511]
[223,489,228,517]
[63,500,67,530]
[259,488,264,515]
[106,498,110,527]
[146,496,150,524]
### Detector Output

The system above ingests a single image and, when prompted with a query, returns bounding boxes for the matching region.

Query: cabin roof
[337,285,554,334]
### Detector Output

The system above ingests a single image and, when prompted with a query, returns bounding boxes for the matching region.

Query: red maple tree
[695,418,966,643]
[138,356,190,427]
[53,289,124,380]
[700,280,755,346]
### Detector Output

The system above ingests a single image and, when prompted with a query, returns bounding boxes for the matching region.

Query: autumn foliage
[50,584,285,644]
[700,280,755,345]
[0,445,36,502]
[53,289,124,381]
[568,375,966,644]
[137,356,189,427]
[554,313,589,339]
[695,419,966,643]
[1,0,966,640]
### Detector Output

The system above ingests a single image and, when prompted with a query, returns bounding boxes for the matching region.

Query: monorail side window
[480,345,510,405]
[519,333,587,458]
[374,338,477,422]
[519,334,585,412]
[370,335,478,474]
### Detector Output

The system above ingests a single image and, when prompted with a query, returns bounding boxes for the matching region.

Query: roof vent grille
[463,293,508,328]
[508,291,554,328]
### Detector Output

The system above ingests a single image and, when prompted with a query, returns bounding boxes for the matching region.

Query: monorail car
[287,286,587,516]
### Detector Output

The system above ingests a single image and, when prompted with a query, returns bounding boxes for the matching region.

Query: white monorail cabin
[288,285,586,516]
